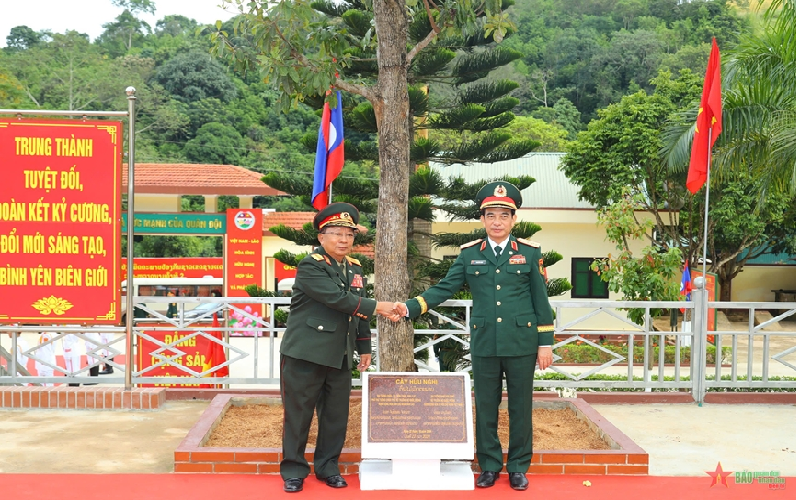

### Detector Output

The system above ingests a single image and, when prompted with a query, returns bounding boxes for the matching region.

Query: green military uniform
[280,203,375,482]
[405,182,554,475]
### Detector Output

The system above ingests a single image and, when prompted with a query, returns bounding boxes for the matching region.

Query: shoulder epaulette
[460,238,483,249]
[346,256,361,267]
[517,238,541,248]
[310,253,324,261]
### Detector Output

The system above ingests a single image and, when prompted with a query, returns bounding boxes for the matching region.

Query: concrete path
[2,400,794,476]
[593,403,796,476]
[0,401,209,473]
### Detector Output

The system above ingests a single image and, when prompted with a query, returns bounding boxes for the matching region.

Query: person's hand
[375,302,403,322]
[358,354,372,371]
[393,302,408,318]
[537,346,553,370]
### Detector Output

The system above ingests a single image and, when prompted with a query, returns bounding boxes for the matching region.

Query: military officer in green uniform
[397,182,554,491]
[280,202,399,493]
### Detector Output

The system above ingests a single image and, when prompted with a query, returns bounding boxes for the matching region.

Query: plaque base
[359,459,474,490]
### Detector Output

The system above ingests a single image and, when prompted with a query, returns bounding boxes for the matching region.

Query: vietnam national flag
[201,313,229,387]
[312,91,345,210]
[686,38,722,194]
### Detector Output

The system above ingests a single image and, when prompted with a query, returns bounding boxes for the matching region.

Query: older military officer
[280,202,399,493]
[397,182,554,491]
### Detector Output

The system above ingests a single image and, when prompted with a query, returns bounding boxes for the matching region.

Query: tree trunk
[372,0,415,372]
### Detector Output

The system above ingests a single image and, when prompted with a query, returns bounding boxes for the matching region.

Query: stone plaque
[367,374,467,443]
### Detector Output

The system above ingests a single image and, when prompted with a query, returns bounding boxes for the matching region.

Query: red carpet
[1,474,788,499]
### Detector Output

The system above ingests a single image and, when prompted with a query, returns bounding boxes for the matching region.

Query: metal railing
[2,280,796,402]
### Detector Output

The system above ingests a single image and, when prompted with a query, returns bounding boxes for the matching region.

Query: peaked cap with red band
[476,181,522,210]
[313,202,360,231]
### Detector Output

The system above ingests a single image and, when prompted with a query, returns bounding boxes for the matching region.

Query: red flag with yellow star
[687,38,722,194]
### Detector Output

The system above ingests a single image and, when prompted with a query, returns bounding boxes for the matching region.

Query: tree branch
[23,86,41,108]
[333,79,375,102]
[406,0,442,66]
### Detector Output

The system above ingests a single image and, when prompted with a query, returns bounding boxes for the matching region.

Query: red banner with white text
[225,209,263,317]
[121,257,223,280]
[0,119,122,324]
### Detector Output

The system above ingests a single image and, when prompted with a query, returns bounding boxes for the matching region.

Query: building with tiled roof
[262,211,374,258]
[123,163,285,212]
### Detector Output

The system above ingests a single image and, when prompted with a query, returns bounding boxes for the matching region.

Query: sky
[0,0,238,47]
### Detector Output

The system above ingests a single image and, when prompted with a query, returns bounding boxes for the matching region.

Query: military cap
[476,181,522,210]
[313,202,360,231]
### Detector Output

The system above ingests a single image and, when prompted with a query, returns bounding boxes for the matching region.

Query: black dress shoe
[509,472,529,491]
[323,475,347,488]
[476,471,499,488]
[283,478,303,493]
[99,366,114,375]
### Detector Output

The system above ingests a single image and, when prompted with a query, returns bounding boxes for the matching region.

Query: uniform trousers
[280,354,351,480]
[471,353,538,473]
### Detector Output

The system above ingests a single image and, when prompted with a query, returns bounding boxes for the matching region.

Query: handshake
[375,302,408,322]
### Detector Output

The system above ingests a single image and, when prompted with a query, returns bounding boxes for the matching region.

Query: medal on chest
[351,273,364,288]
[509,254,526,265]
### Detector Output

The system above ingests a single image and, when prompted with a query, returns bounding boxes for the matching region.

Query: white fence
[2,283,795,403]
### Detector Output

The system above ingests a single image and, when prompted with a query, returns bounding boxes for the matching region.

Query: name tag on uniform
[470,260,487,265]
[351,274,364,288]
[509,255,526,264]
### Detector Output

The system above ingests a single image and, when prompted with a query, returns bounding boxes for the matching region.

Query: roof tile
[122,163,284,196]
[262,211,374,258]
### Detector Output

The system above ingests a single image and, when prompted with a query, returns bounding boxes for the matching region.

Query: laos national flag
[312,91,344,210]
[679,261,692,313]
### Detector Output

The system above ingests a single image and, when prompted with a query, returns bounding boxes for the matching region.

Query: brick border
[0,387,166,410]
[174,394,648,475]
[577,392,696,404]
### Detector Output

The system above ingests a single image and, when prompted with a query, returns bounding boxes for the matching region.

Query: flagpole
[701,128,712,279]
[328,183,333,204]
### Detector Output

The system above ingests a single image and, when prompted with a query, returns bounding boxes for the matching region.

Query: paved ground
[0,400,208,473]
[1,400,794,476]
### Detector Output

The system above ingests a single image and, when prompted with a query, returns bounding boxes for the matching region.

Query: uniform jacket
[406,235,554,357]
[280,247,376,368]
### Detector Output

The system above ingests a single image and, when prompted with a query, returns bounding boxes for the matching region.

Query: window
[571,258,609,299]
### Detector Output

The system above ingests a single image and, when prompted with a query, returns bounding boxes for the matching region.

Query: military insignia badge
[509,255,526,264]
[471,260,487,265]
[539,258,548,282]
[494,184,507,197]
[351,274,364,288]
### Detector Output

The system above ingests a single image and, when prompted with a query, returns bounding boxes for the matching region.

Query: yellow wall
[133,194,181,212]
[730,266,796,302]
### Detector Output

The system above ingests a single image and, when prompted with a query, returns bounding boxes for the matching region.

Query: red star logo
[706,462,733,487]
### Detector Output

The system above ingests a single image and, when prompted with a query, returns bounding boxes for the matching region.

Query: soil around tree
[205,401,610,451]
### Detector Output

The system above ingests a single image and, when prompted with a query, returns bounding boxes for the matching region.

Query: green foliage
[532,373,796,392]
[183,122,245,164]
[5,26,41,51]
[244,284,280,297]
[553,343,731,365]
[153,51,238,103]
[507,0,749,122]
[125,235,223,258]
[590,191,683,325]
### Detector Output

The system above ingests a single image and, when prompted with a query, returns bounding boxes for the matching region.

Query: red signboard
[137,327,223,388]
[225,209,263,300]
[121,258,223,280]
[274,259,297,281]
[0,119,122,324]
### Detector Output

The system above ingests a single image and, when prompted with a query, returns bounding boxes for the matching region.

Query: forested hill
[0,0,754,211]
